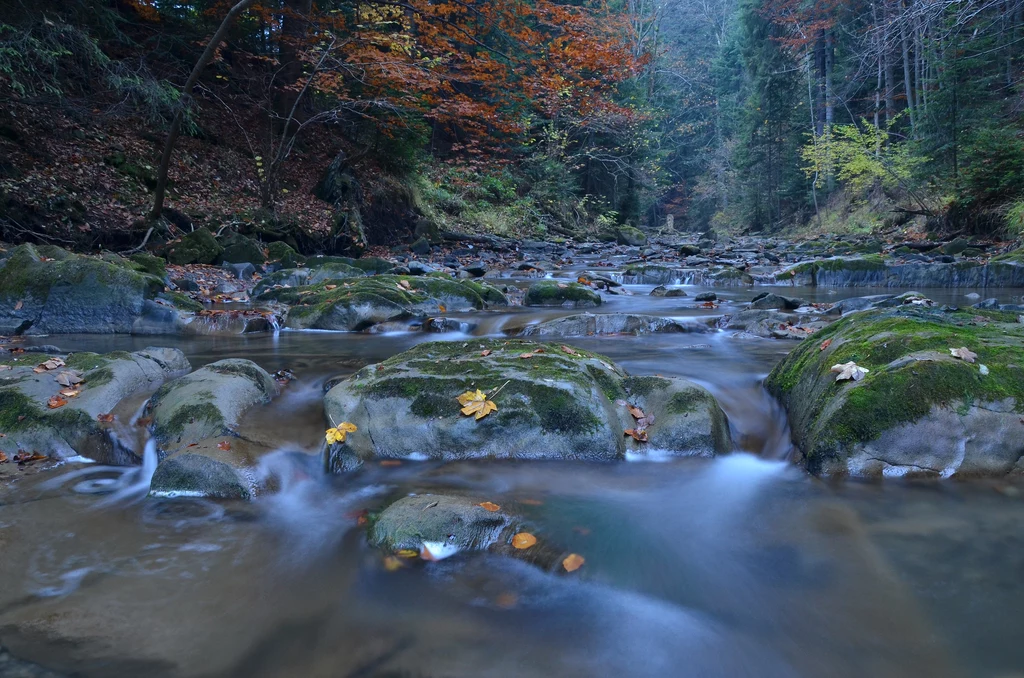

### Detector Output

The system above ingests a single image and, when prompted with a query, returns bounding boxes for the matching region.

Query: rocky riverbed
[0,230,1022,677]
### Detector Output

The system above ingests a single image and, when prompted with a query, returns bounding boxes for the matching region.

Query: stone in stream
[615,226,647,246]
[650,285,687,297]
[512,313,710,337]
[323,339,731,469]
[251,263,365,298]
[147,359,278,499]
[218,232,266,265]
[165,227,222,265]
[749,292,804,311]
[0,347,190,464]
[523,281,601,308]
[259,275,507,331]
[0,244,197,335]
[694,292,717,302]
[779,254,1024,287]
[766,306,1024,477]
[721,309,829,340]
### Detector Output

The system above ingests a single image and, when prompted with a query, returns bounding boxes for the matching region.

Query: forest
[1,0,1021,250]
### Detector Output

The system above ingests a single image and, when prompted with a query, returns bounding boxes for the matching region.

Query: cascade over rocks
[323,339,731,470]
[512,313,710,337]
[766,306,1024,477]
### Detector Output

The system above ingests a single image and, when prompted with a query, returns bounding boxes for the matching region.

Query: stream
[1,262,1023,678]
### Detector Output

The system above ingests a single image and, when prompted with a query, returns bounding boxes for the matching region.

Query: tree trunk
[901,19,916,133]
[150,0,257,220]
[276,0,314,129]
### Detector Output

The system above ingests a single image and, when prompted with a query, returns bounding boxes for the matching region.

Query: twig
[122,227,155,254]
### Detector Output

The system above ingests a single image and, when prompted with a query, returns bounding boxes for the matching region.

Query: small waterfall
[40,438,160,507]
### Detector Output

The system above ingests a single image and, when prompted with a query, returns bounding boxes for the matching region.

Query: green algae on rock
[523,281,601,308]
[766,306,1024,477]
[323,339,731,469]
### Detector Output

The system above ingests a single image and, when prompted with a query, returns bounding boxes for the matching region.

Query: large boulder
[524,281,600,308]
[0,347,189,464]
[780,255,1024,288]
[165,228,223,265]
[0,244,177,334]
[218,232,266,265]
[148,359,277,450]
[616,226,647,246]
[722,309,829,340]
[265,275,507,331]
[513,313,709,337]
[766,306,1024,477]
[323,339,731,470]
[251,263,364,299]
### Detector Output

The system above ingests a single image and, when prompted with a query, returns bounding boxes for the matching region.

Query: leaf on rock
[512,532,537,549]
[14,300,23,310]
[819,339,832,352]
[398,279,412,290]
[624,428,649,442]
[325,422,358,444]
[37,358,65,371]
[47,395,67,409]
[438,304,446,314]
[59,389,79,398]
[518,352,535,359]
[97,413,114,423]
[560,345,579,356]
[949,347,978,363]
[324,284,337,291]
[627,404,646,420]
[830,361,869,382]
[458,389,498,420]
[562,553,585,572]
[480,349,492,357]
[478,501,501,512]
[55,370,83,387]
[217,440,232,451]
[0,451,6,463]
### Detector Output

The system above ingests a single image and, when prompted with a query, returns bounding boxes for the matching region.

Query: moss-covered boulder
[780,255,1024,288]
[218,232,266,265]
[265,241,302,268]
[148,359,277,451]
[710,267,754,286]
[620,265,692,285]
[513,313,709,337]
[305,255,395,275]
[766,306,1024,477]
[128,252,167,279]
[270,275,507,331]
[0,347,189,464]
[166,228,223,265]
[0,244,172,334]
[524,281,601,308]
[616,226,647,246]
[251,263,364,299]
[323,339,731,469]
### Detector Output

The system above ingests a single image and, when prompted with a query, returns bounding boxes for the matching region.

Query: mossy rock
[305,255,395,274]
[266,241,302,268]
[524,281,600,308]
[323,339,731,469]
[128,253,167,279]
[150,452,251,500]
[620,265,690,285]
[991,247,1024,264]
[616,226,647,246]
[277,275,508,331]
[166,228,223,265]
[219,232,266,265]
[766,306,1024,477]
[0,347,189,464]
[251,263,364,299]
[149,359,277,450]
[515,313,709,337]
[0,244,171,334]
[710,268,754,286]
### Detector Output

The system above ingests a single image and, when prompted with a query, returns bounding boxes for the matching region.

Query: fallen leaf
[324,284,337,291]
[217,441,232,451]
[949,347,978,363]
[398,279,412,290]
[518,352,534,359]
[383,556,404,572]
[47,395,67,409]
[55,370,83,387]
[512,532,537,549]
[325,422,357,444]
[97,413,114,423]
[624,428,649,442]
[478,501,501,512]
[13,451,47,464]
[520,498,544,506]
[14,300,22,310]
[819,339,832,352]
[396,548,419,558]
[577,276,591,286]
[37,358,64,371]
[627,404,646,420]
[379,459,402,467]
[438,304,446,313]
[59,389,79,398]
[0,451,6,463]
[480,349,492,357]
[830,361,869,382]
[457,389,498,420]
[560,345,579,356]
[562,553,585,572]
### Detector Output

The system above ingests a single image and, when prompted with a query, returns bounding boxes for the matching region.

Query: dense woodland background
[0,0,1022,252]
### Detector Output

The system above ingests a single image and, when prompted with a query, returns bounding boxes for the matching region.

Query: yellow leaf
[512,532,537,549]
[396,549,419,558]
[457,389,486,405]
[562,553,585,572]
[457,389,497,420]
[383,556,403,572]
[326,421,358,444]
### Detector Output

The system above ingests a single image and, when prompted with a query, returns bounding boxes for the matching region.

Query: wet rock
[262,275,507,331]
[513,313,708,337]
[766,306,1024,478]
[620,265,693,285]
[219,232,265,265]
[722,309,828,339]
[323,339,731,468]
[524,281,600,308]
[616,226,647,246]
[251,263,364,298]
[694,292,717,302]
[410,237,431,256]
[148,359,277,450]
[223,262,257,280]
[780,255,1024,287]
[749,292,804,311]
[0,347,189,464]
[0,244,189,335]
[127,253,167,279]
[370,494,514,553]
[650,285,687,298]
[461,263,488,277]
[710,267,754,286]
[149,450,251,499]
[266,241,301,268]
[166,228,222,265]
[678,244,701,256]
[622,375,732,458]
[406,260,437,275]
[941,237,971,256]
[305,255,396,275]
[824,294,895,316]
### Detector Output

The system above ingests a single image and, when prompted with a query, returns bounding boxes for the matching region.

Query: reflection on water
[2,277,1023,677]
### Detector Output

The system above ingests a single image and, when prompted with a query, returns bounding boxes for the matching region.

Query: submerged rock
[523,281,601,308]
[0,347,189,464]
[766,306,1024,477]
[513,313,709,337]
[722,309,828,339]
[264,275,507,331]
[0,244,192,334]
[749,292,804,310]
[370,494,514,553]
[323,339,730,469]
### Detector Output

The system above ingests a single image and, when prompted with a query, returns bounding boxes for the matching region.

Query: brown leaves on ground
[34,357,65,373]
[950,347,978,363]
[562,553,585,572]
[397,279,412,290]
[560,345,579,356]
[458,389,498,420]
[830,361,869,382]
[624,428,649,442]
[55,370,83,387]
[217,440,232,451]
[478,501,501,512]
[97,413,115,423]
[13,451,47,464]
[47,395,68,409]
[819,338,832,352]
[512,532,537,549]
[480,349,492,357]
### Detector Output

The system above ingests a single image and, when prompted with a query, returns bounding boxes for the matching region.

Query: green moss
[161,401,224,439]
[524,281,600,307]
[992,247,1024,264]
[166,229,222,265]
[208,361,271,396]
[160,291,204,312]
[0,244,160,303]
[128,253,167,278]
[266,241,302,268]
[586,364,627,402]
[0,389,43,431]
[665,389,713,415]
[624,376,671,396]
[63,352,110,372]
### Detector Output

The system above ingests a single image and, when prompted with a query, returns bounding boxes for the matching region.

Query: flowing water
[2,266,1023,678]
